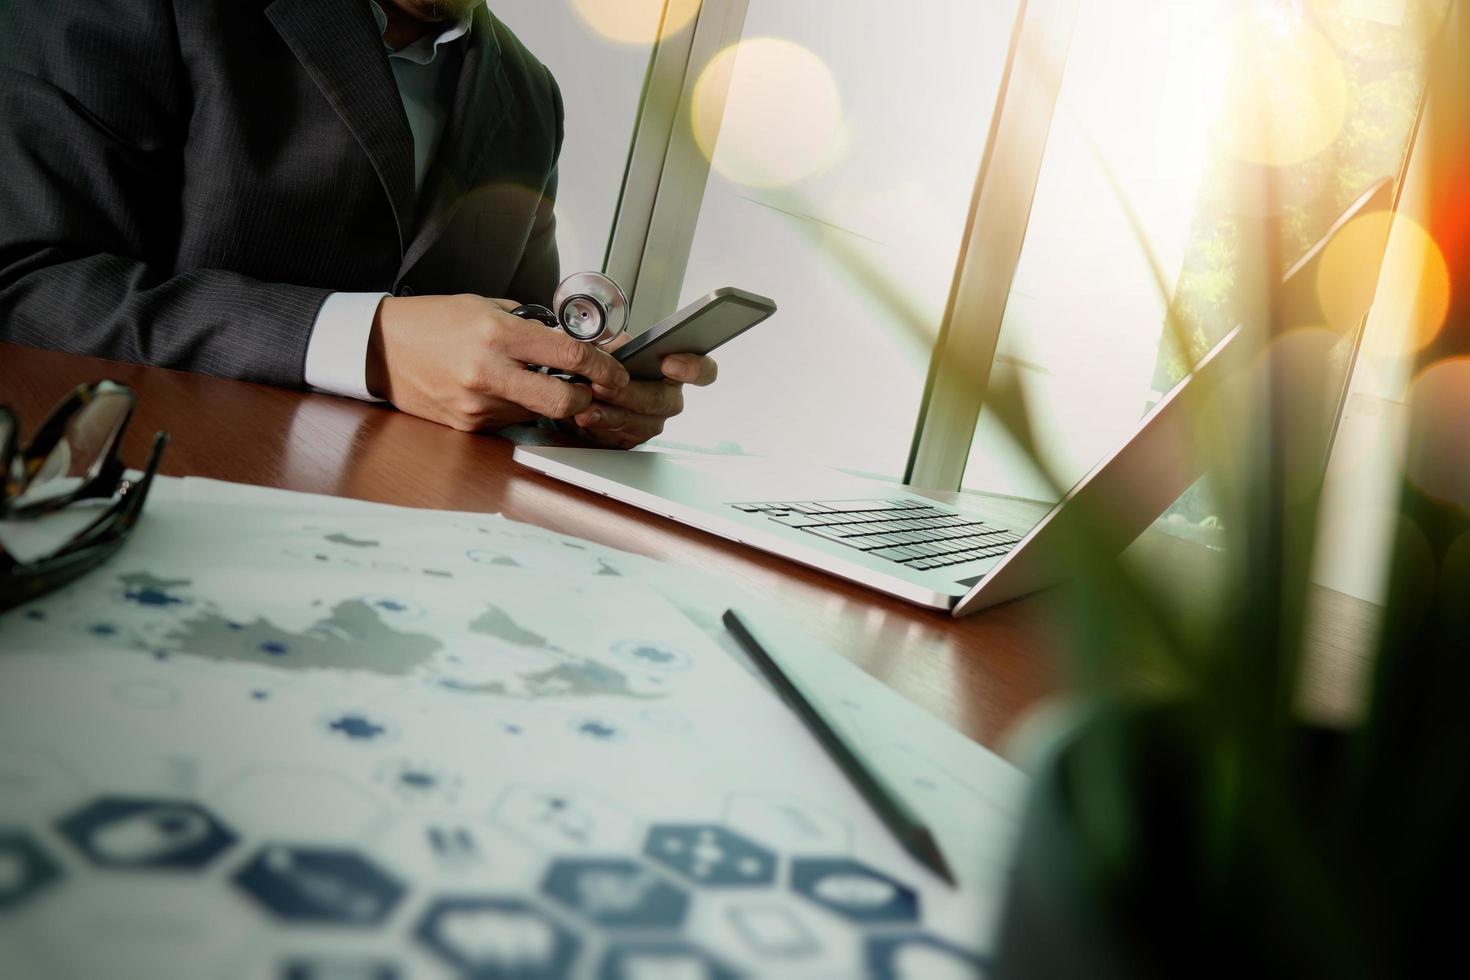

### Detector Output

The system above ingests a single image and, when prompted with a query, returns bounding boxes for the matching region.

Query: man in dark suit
[0,0,716,447]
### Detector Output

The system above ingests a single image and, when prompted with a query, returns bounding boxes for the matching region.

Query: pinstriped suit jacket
[0,0,563,387]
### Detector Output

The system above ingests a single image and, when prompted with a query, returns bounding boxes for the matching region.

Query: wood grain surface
[1,341,1376,751]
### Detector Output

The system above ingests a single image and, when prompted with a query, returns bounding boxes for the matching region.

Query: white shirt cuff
[304,291,390,402]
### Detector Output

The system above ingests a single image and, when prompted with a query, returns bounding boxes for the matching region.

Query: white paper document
[0,477,1024,978]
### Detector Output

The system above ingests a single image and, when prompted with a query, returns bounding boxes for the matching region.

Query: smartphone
[616,287,777,380]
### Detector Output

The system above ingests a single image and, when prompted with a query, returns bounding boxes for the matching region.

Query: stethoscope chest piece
[511,272,629,348]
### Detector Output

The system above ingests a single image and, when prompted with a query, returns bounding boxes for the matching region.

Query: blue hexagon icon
[416,897,580,978]
[866,934,988,978]
[56,796,238,870]
[790,858,919,924]
[599,941,741,980]
[0,831,63,910]
[541,858,688,930]
[644,824,777,887]
[233,845,405,926]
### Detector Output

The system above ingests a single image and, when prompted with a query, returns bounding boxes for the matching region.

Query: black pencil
[722,609,958,887]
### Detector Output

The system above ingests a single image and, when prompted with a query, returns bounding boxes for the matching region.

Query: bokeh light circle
[692,38,845,188]
[572,0,700,45]
[1405,357,1470,513]
[1214,13,1347,167]
[1317,211,1450,354]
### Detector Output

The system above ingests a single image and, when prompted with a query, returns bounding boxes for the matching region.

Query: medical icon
[727,904,820,959]
[233,845,405,926]
[644,824,778,887]
[426,826,483,868]
[611,639,691,673]
[323,712,392,742]
[598,941,741,980]
[541,858,689,930]
[493,786,638,852]
[375,759,462,805]
[415,896,580,978]
[790,858,919,924]
[724,794,852,854]
[0,832,62,911]
[570,717,626,743]
[865,934,988,979]
[56,796,238,870]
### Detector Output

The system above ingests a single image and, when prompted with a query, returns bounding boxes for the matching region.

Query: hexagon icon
[492,785,639,853]
[415,896,580,978]
[866,934,988,979]
[644,824,777,887]
[233,845,405,926]
[724,794,851,855]
[56,796,238,870]
[599,941,741,980]
[0,831,63,910]
[790,858,918,924]
[541,858,689,930]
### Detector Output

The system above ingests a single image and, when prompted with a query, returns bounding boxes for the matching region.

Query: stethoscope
[511,272,629,348]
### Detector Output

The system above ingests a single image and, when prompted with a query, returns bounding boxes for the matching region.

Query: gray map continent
[165,600,441,676]
[442,658,660,700]
[469,605,549,649]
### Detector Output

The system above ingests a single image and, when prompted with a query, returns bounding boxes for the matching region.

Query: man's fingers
[574,402,630,431]
[500,368,595,419]
[587,379,683,418]
[497,316,630,389]
[576,412,665,448]
[661,353,717,386]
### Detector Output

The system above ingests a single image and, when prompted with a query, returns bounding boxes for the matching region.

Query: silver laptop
[514,179,1392,614]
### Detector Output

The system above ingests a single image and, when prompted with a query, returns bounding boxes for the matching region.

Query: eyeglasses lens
[15,390,132,508]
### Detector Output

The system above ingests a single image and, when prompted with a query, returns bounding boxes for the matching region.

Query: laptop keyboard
[729,498,1024,572]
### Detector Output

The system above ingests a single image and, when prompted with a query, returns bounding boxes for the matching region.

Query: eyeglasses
[1,381,168,611]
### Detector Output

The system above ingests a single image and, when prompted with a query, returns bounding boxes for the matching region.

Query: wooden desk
[0,342,1376,751]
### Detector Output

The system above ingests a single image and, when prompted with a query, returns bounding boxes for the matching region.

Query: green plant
[788,3,1470,975]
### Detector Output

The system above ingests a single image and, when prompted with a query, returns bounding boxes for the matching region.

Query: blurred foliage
[806,1,1469,973]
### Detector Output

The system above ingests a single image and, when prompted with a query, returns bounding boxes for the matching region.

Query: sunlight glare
[1214,11,1347,166]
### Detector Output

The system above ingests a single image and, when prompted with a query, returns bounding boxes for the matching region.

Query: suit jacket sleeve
[0,0,330,387]
[503,66,564,308]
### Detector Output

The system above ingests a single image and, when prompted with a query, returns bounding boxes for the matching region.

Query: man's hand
[365,294,630,432]
[569,352,719,449]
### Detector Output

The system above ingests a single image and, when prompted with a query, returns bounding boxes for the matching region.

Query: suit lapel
[267,0,417,257]
[398,5,513,280]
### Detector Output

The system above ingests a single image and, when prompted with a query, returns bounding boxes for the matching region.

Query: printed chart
[0,480,1024,978]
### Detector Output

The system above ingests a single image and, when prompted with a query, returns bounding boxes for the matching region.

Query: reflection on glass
[961,0,1429,522]
[658,0,1022,480]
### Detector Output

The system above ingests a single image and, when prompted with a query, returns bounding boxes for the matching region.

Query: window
[652,0,1021,481]
[960,0,1431,518]
[492,1,667,274]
